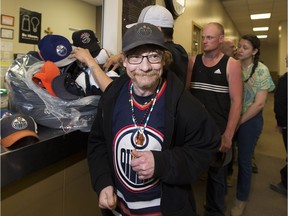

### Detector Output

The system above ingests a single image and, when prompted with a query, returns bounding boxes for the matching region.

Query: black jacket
[165,41,188,84]
[87,71,220,216]
[274,72,287,127]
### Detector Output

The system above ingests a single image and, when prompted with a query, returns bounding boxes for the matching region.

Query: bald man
[187,22,242,216]
[221,39,237,59]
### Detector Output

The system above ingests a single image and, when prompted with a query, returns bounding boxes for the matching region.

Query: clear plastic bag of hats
[5,54,101,132]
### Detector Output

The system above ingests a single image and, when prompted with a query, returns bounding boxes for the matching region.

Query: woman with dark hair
[231,34,275,216]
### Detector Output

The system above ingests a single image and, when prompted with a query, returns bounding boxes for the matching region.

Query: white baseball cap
[126,5,174,28]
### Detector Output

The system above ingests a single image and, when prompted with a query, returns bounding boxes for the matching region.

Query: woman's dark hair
[242,34,261,82]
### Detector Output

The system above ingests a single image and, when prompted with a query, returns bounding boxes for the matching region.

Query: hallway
[193,92,287,216]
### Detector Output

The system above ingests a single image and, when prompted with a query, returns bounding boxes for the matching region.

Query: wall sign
[0,28,14,39]
[19,8,41,44]
[1,15,15,26]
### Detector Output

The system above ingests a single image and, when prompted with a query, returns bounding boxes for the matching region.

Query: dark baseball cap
[122,23,168,52]
[72,30,101,57]
[0,113,39,148]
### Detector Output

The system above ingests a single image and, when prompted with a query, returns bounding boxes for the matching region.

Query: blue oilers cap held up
[38,34,76,67]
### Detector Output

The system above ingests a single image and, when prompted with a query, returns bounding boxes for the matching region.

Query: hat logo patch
[80,32,91,44]
[56,45,68,57]
[11,117,28,130]
[137,25,152,38]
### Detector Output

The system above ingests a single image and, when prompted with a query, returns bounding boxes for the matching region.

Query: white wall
[102,0,122,55]
[1,0,98,54]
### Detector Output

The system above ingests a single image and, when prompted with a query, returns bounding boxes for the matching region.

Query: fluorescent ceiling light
[253,27,269,31]
[256,35,268,38]
[250,13,271,20]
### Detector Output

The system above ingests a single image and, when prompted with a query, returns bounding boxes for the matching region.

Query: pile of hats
[5,30,113,131]
[0,112,39,148]
[30,30,118,100]
[32,59,97,101]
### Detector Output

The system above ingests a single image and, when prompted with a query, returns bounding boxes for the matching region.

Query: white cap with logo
[126,5,174,28]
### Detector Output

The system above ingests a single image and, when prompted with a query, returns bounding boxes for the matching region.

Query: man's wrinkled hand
[131,150,155,180]
[99,186,117,210]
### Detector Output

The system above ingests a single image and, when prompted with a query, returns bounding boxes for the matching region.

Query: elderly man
[71,23,220,216]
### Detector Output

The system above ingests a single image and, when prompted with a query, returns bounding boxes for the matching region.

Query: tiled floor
[193,93,287,216]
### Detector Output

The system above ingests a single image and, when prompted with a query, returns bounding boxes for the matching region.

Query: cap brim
[54,57,76,68]
[126,23,137,28]
[51,74,81,101]
[54,46,77,67]
[122,40,168,52]
[106,70,120,78]
[1,130,39,148]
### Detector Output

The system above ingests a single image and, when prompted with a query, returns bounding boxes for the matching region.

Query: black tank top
[190,54,230,133]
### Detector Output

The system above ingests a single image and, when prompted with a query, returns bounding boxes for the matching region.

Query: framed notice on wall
[0,28,14,39]
[1,15,14,26]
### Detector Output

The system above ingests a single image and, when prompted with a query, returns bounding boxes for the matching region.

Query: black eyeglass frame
[127,53,163,65]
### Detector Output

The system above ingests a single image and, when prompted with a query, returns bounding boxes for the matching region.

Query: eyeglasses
[127,53,163,65]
